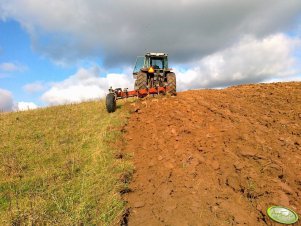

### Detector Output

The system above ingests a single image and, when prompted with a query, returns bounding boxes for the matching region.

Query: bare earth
[123,82,301,226]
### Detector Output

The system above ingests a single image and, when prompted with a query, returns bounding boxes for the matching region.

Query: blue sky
[0,0,300,111]
[0,20,74,106]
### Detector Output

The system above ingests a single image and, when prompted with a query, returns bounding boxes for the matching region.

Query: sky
[0,0,301,112]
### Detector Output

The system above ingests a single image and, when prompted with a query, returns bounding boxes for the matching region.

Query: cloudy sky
[0,0,301,111]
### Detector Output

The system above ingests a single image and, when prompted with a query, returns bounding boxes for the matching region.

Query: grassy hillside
[0,100,132,225]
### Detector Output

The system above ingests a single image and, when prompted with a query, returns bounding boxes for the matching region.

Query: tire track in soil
[122,82,301,226]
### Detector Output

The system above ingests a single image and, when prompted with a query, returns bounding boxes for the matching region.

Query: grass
[0,100,132,225]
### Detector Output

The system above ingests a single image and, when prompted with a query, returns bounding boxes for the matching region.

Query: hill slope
[0,101,132,225]
[123,82,301,225]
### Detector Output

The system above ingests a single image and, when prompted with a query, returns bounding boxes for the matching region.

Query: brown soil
[122,82,301,226]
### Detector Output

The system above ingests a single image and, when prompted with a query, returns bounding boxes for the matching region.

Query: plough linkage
[110,86,169,99]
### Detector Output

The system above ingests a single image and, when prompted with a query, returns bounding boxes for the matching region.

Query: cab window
[133,56,144,73]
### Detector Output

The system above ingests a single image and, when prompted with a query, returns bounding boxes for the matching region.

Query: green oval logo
[267,206,299,224]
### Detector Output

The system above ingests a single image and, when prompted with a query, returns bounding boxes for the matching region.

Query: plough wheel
[106,93,116,113]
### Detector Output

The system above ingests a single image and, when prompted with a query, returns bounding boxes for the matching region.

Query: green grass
[0,100,132,225]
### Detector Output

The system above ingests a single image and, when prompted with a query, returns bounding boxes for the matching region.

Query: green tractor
[106,52,176,113]
[133,52,176,95]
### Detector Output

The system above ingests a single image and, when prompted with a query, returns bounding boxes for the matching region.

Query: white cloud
[0,88,13,112]
[0,88,39,112]
[175,34,301,90]
[0,62,26,72]
[41,67,134,105]
[16,102,38,111]
[262,75,301,83]
[23,82,45,93]
[0,62,18,71]
[0,0,300,66]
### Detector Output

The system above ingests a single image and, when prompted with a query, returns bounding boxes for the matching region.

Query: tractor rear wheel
[106,93,116,113]
[167,72,176,95]
[134,72,147,90]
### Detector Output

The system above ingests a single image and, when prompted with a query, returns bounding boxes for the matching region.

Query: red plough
[113,86,168,99]
[105,86,170,113]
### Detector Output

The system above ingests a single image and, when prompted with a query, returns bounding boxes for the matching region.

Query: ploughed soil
[122,82,301,226]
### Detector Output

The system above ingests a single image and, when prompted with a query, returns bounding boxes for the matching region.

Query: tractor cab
[133,52,168,76]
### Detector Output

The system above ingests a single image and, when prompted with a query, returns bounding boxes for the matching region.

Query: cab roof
[145,52,168,57]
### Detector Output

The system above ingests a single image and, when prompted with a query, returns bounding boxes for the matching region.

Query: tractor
[106,52,176,113]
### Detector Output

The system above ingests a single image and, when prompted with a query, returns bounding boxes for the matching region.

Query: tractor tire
[167,72,176,95]
[134,72,147,90]
[106,93,116,113]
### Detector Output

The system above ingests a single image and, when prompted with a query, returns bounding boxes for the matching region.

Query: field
[1,82,301,226]
[0,101,132,225]
[123,82,301,225]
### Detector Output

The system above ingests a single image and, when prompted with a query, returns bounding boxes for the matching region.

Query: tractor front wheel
[106,93,116,113]
[167,72,176,95]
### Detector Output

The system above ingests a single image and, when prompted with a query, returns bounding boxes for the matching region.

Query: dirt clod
[133,201,145,208]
